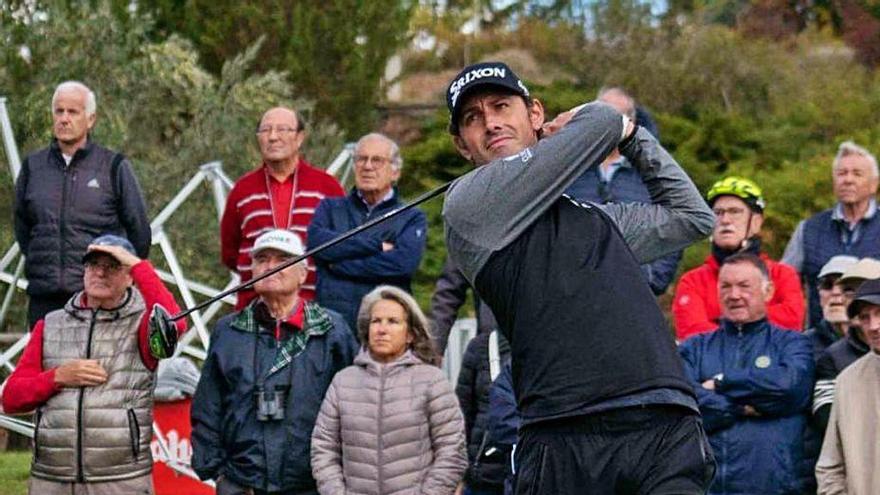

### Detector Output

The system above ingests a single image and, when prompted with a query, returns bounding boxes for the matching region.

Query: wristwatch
[713,373,725,389]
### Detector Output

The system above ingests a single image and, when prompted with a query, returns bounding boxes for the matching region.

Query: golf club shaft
[172,180,453,321]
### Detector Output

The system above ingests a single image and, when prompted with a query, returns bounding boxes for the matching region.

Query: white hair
[52,81,96,116]
[597,86,636,121]
[356,132,402,171]
[833,141,879,178]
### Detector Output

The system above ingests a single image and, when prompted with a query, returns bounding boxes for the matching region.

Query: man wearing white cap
[192,229,358,495]
[807,255,860,360]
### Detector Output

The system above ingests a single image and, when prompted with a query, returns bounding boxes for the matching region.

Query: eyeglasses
[354,154,392,167]
[256,126,299,136]
[85,259,122,274]
[712,207,748,219]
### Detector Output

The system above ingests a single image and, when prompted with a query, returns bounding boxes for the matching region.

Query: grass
[0,451,29,495]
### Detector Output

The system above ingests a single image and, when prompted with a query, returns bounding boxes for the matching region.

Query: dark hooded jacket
[455,331,510,490]
[191,301,357,492]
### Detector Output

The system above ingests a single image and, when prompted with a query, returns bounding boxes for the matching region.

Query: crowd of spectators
[4,79,880,495]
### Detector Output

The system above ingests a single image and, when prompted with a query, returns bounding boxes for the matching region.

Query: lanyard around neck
[264,166,299,230]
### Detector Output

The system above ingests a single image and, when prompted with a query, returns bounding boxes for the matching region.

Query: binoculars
[255,385,290,422]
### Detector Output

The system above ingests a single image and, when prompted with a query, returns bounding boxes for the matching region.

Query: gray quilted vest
[32,289,155,482]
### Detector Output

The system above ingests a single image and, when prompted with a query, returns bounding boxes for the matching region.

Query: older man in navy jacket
[308,133,427,333]
[679,253,815,495]
[192,230,357,494]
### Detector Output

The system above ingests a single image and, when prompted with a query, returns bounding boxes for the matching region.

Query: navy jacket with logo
[678,318,814,495]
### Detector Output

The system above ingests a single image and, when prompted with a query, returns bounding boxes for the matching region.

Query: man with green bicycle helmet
[672,176,805,340]
[706,177,766,215]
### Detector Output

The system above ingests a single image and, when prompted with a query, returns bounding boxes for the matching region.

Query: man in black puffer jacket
[14,81,150,328]
[456,330,511,495]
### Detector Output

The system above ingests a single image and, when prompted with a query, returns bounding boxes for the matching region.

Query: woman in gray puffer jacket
[311,285,467,495]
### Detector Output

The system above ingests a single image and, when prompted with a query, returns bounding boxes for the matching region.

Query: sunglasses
[818,277,839,291]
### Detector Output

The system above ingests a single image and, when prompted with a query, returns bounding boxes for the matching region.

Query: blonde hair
[357,285,439,366]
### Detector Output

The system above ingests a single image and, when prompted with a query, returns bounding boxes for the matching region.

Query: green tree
[134,0,415,137]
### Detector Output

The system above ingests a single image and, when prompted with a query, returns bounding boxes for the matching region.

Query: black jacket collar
[812,319,842,347]
[49,136,94,165]
[846,326,870,353]
[712,236,762,265]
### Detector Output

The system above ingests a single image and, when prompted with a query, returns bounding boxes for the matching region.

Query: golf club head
[148,304,178,359]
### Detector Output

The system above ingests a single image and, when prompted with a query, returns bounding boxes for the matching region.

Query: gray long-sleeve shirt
[442,102,714,421]
[443,102,714,285]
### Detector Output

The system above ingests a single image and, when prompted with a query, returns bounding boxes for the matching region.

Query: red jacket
[672,253,805,341]
[1,261,186,414]
[220,160,344,309]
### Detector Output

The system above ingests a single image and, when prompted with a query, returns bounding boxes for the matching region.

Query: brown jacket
[816,352,880,495]
[311,349,467,495]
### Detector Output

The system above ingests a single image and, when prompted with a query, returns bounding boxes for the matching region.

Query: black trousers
[27,292,74,329]
[215,476,318,495]
[514,406,716,495]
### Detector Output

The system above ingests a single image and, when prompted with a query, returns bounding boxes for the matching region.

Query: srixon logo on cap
[449,66,508,107]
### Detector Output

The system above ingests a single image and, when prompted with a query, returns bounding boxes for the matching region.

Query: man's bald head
[259,107,303,132]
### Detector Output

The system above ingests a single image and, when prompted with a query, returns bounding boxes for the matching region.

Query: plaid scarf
[231,301,334,377]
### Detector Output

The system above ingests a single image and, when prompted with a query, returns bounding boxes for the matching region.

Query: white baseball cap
[252,229,305,257]
[818,255,860,280]
[839,257,880,287]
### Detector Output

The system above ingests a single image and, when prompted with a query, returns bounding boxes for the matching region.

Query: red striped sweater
[221,159,344,309]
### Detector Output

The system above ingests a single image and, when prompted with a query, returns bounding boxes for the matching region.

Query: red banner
[151,398,214,495]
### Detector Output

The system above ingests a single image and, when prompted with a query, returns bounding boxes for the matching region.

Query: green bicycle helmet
[706,176,766,213]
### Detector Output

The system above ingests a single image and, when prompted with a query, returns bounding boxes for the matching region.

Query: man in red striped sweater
[221,107,345,309]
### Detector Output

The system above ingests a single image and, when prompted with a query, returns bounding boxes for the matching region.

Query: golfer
[442,62,716,494]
